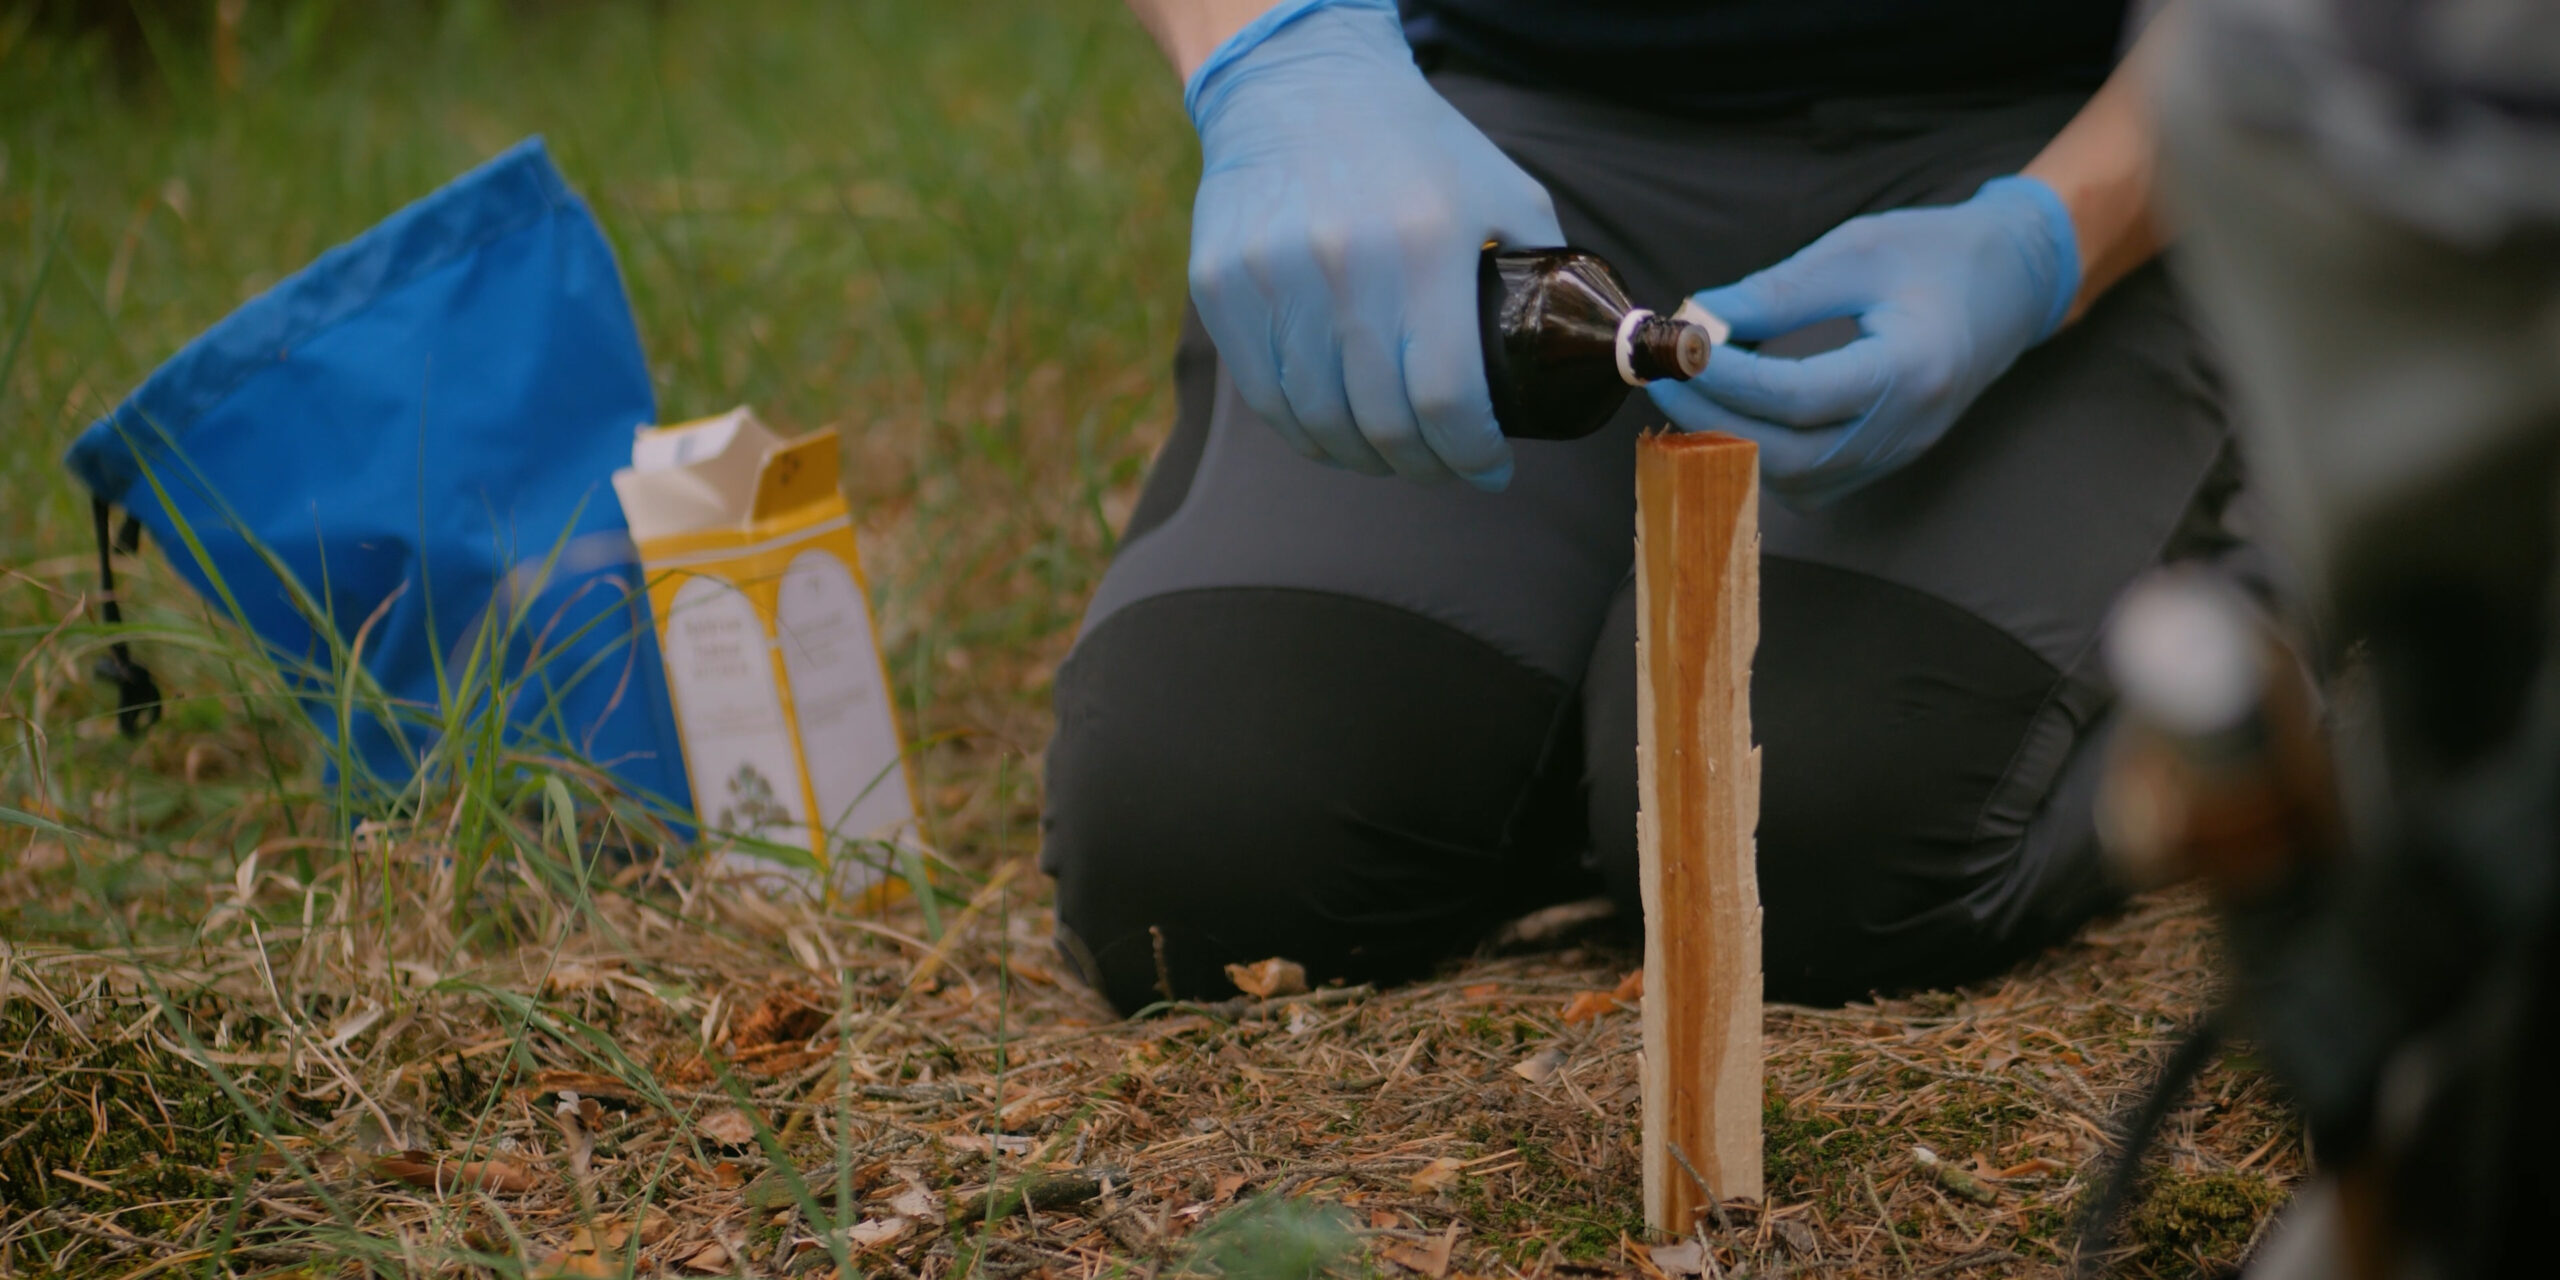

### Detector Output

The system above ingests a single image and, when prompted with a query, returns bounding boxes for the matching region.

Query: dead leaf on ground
[1562,971,1642,1025]
[1459,983,1502,1002]
[696,1106,760,1147]
[942,1133,1036,1158]
[998,1088,1069,1127]
[569,1210,673,1253]
[532,1250,616,1279]
[1145,1014,1213,1041]
[1224,957,1308,999]
[677,1241,731,1274]
[370,1153,538,1195]
[1649,1239,1707,1276]
[542,963,619,996]
[1774,1218,1818,1256]
[1512,1045,1568,1084]
[732,985,829,1051]
[532,1069,646,1104]
[1379,1224,1458,1276]
[887,1167,942,1219]
[1408,1156,1465,1195]
[1561,990,1618,1026]
[1211,1172,1248,1204]
[846,1216,912,1250]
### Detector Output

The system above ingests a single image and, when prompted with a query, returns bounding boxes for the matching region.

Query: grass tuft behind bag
[63,137,691,815]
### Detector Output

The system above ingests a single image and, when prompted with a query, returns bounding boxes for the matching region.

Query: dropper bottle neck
[1614,309,1713,385]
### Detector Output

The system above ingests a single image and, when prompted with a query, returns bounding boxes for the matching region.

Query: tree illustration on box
[715,762,795,838]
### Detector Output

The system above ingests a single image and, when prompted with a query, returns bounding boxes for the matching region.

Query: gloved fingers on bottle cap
[1672,299,1732,348]
[1681,339,1888,428]
[1688,255,1873,343]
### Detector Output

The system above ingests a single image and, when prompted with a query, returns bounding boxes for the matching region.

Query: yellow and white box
[611,407,919,895]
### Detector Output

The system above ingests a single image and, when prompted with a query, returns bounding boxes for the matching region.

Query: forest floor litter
[0,854,2297,1278]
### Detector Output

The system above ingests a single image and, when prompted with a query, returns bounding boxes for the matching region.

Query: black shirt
[1401,1,2130,116]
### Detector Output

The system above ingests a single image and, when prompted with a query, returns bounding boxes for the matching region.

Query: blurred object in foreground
[2154,0,2560,1275]
[2099,569,2340,900]
[614,407,921,899]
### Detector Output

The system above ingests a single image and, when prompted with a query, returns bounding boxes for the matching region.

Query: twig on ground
[1916,1247,2027,1277]
[1668,1140,1736,1234]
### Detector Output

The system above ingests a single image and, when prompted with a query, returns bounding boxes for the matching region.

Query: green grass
[0,1001,262,1238]
[1449,1127,1645,1267]
[2120,1169,2283,1274]
[2,0,1192,919]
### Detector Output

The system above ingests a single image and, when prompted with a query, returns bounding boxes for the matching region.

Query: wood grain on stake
[1636,430,1764,1231]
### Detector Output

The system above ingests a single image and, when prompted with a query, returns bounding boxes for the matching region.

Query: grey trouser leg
[1042,73,2245,1012]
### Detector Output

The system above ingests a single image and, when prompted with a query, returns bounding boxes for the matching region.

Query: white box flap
[612,406,783,541]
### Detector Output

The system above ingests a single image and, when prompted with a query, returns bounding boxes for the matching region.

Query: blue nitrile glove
[1649,176,2081,506]
[1185,0,1565,490]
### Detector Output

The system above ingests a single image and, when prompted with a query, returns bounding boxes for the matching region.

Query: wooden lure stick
[1636,430,1764,1231]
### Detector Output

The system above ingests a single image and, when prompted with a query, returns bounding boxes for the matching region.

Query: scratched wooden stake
[1636,430,1764,1232]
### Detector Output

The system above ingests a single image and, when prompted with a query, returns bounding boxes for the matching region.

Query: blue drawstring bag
[65,137,692,815]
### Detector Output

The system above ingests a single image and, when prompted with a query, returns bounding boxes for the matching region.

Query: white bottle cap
[1673,298,1733,347]
[1614,309,1653,387]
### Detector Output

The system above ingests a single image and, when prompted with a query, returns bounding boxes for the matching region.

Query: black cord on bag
[89,495,162,738]
[2071,1006,2231,1278]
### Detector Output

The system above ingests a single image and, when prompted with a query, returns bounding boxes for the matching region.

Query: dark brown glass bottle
[1479,247,1712,441]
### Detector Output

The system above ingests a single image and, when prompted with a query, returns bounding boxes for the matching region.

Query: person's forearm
[1124,0,1286,81]
[2023,3,2182,324]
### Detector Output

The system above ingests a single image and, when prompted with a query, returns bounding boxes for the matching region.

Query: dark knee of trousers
[1583,557,2119,1005]
[1042,588,1581,1016]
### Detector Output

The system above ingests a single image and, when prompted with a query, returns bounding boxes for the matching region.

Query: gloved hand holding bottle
[1649,176,2083,507]
[1184,0,1564,491]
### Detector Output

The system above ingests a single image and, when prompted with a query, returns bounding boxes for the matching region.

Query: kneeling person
[1041,0,2247,1013]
